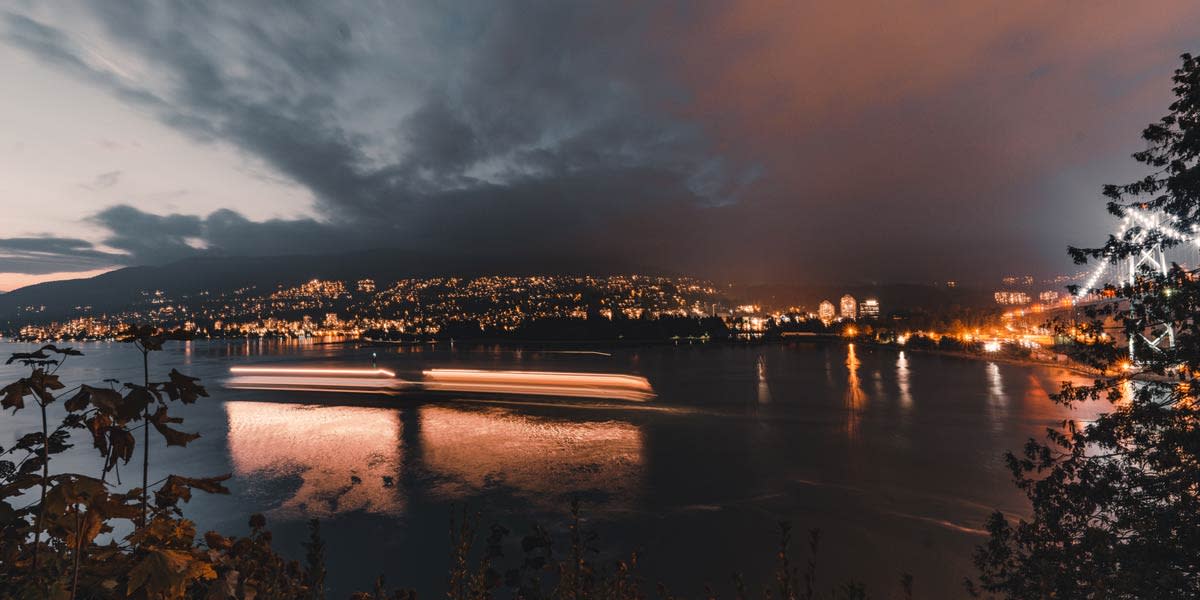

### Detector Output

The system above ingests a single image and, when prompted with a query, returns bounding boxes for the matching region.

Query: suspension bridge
[1073,208,1200,361]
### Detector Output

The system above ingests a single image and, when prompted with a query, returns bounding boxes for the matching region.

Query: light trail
[226,365,656,402]
[422,369,654,401]
[229,366,397,377]
[424,368,652,390]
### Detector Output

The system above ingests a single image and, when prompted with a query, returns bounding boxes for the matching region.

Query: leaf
[65,385,123,414]
[127,548,217,599]
[155,474,231,508]
[149,406,201,447]
[160,369,208,404]
[204,569,238,600]
[0,499,16,526]
[122,326,166,351]
[28,370,64,405]
[40,344,83,356]
[87,414,136,473]
[5,350,48,365]
[19,456,45,474]
[123,387,156,421]
[15,432,44,451]
[1,380,28,412]
[0,473,42,497]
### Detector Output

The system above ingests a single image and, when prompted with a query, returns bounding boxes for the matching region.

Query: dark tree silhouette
[970,53,1200,599]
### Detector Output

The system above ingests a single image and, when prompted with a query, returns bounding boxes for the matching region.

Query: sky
[1,1,1199,291]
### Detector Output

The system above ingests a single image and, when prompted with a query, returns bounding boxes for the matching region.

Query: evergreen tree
[971,54,1200,598]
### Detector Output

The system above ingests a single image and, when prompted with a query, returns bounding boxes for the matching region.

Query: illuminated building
[840,294,857,320]
[1038,290,1060,303]
[994,291,1031,305]
[818,300,836,325]
[858,298,880,319]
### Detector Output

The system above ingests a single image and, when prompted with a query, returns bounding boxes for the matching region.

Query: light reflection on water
[419,406,643,507]
[896,351,913,408]
[844,343,865,438]
[756,355,771,405]
[225,401,644,517]
[986,362,1008,432]
[226,401,403,516]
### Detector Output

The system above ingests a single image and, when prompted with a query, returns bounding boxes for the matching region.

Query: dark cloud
[4,2,1199,283]
[0,236,125,274]
[91,205,362,266]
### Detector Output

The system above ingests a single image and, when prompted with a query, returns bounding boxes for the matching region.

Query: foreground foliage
[1,336,314,599]
[969,53,1200,598]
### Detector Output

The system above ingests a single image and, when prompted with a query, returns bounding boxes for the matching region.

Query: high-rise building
[994,291,1031,305]
[858,298,880,319]
[840,294,857,320]
[818,300,836,325]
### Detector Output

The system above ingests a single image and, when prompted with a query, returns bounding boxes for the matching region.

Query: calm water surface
[0,340,1103,598]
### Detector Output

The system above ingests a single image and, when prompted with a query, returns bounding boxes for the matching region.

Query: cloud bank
[3,1,1199,284]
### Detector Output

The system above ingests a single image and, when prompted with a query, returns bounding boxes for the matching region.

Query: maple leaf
[65,384,123,414]
[128,548,216,599]
[39,344,82,356]
[123,387,157,421]
[155,474,232,508]
[1,380,28,412]
[87,414,136,473]
[5,350,48,365]
[149,406,201,447]
[159,369,208,404]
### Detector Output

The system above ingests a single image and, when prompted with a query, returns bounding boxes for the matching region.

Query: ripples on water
[0,339,1103,597]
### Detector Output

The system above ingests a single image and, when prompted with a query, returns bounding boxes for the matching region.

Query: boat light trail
[229,366,396,377]
[422,369,654,401]
[227,366,407,395]
[226,366,655,401]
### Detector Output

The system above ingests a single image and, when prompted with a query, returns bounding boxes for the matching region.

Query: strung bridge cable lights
[1074,208,1200,362]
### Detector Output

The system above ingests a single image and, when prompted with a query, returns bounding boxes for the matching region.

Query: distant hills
[0,249,999,325]
[0,249,649,323]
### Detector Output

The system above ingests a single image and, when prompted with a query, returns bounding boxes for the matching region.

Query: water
[0,339,1102,598]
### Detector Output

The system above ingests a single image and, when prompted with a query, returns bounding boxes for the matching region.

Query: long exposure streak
[225,366,655,401]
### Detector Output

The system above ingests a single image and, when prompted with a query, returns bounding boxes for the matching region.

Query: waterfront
[0,339,1102,597]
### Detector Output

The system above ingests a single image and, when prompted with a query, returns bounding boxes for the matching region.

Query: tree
[970,54,1200,598]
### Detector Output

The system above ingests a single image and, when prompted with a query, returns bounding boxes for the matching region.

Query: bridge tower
[1076,208,1199,362]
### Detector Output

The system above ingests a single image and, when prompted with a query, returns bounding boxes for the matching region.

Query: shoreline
[2,334,1146,382]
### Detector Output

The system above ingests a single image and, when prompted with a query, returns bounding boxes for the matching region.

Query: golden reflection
[845,344,865,438]
[419,406,643,508]
[756,355,771,404]
[896,351,913,408]
[225,401,403,516]
[985,363,1007,431]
